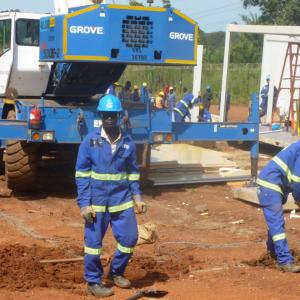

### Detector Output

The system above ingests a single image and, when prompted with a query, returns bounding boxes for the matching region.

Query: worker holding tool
[257,141,300,273]
[75,94,147,298]
[173,92,197,122]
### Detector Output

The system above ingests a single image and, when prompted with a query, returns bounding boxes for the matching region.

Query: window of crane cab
[0,19,11,57]
[16,19,39,46]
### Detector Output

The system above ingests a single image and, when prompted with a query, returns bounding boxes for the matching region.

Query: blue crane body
[0,4,259,192]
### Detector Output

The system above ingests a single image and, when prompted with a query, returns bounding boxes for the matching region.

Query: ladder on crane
[272,42,300,135]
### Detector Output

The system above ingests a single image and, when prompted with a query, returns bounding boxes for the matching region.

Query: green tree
[129,0,144,6]
[230,14,263,63]
[242,0,300,25]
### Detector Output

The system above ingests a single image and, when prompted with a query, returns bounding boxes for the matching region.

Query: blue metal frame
[0,94,259,143]
[0,94,259,178]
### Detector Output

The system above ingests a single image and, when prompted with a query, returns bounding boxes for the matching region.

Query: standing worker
[75,94,147,297]
[173,92,197,122]
[131,85,141,102]
[203,85,213,111]
[166,86,176,121]
[118,81,132,101]
[259,75,270,118]
[257,141,300,273]
[140,82,149,104]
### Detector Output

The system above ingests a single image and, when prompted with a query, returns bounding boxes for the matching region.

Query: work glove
[133,194,147,214]
[80,206,96,223]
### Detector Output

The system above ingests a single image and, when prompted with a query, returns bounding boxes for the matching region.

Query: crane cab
[0,11,51,98]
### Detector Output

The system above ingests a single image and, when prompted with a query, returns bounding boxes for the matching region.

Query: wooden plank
[232,187,299,211]
[151,144,237,168]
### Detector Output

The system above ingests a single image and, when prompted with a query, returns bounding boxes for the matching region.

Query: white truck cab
[0,11,51,98]
[0,1,105,98]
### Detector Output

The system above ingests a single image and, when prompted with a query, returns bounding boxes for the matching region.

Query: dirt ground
[210,104,249,122]
[1,105,299,300]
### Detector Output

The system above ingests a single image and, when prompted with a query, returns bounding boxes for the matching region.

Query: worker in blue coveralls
[173,92,198,122]
[259,75,270,117]
[198,104,212,122]
[75,94,147,298]
[257,141,300,273]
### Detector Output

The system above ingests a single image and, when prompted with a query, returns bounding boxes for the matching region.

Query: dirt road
[1,106,299,300]
[2,175,300,300]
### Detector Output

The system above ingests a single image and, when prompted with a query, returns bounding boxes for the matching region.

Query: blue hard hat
[97,94,122,112]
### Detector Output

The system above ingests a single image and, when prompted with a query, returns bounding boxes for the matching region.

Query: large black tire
[5,110,38,192]
[0,149,4,175]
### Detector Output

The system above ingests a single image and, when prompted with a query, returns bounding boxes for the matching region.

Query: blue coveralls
[199,109,212,122]
[75,127,140,284]
[257,141,300,265]
[174,93,196,122]
[259,83,269,116]
[140,86,149,104]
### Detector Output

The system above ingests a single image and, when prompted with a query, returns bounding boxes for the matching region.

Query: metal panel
[39,5,198,65]
[172,122,258,141]
[0,120,28,140]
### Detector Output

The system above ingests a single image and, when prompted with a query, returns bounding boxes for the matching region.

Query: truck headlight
[153,133,164,143]
[42,131,55,141]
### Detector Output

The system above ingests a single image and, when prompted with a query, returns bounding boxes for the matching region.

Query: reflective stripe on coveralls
[117,243,134,254]
[173,107,184,117]
[272,156,300,183]
[75,171,140,181]
[91,201,134,213]
[272,233,286,242]
[85,246,102,255]
[179,100,189,109]
[108,201,134,213]
[256,178,283,194]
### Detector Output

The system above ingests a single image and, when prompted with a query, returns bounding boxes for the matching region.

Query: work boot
[87,283,114,298]
[278,263,300,273]
[109,274,131,288]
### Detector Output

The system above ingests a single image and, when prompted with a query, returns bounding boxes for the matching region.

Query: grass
[118,63,261,105]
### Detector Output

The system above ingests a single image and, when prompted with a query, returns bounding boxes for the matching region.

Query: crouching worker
[257,141,300,273]
[198,104,212,122]
[75,94,147,297]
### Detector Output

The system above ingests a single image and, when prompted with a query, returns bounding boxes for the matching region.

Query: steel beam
[172,122,258,141]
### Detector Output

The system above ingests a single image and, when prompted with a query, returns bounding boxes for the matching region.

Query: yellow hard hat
[134,85,139,90]
[143,82,147,87]
[159,91,164,96]
[199,104,204,110]
[114,82,120,86]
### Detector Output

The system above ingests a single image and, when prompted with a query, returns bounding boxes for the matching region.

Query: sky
[0,0,259,33]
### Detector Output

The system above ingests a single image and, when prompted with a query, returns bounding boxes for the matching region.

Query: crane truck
[0,1,259,192]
